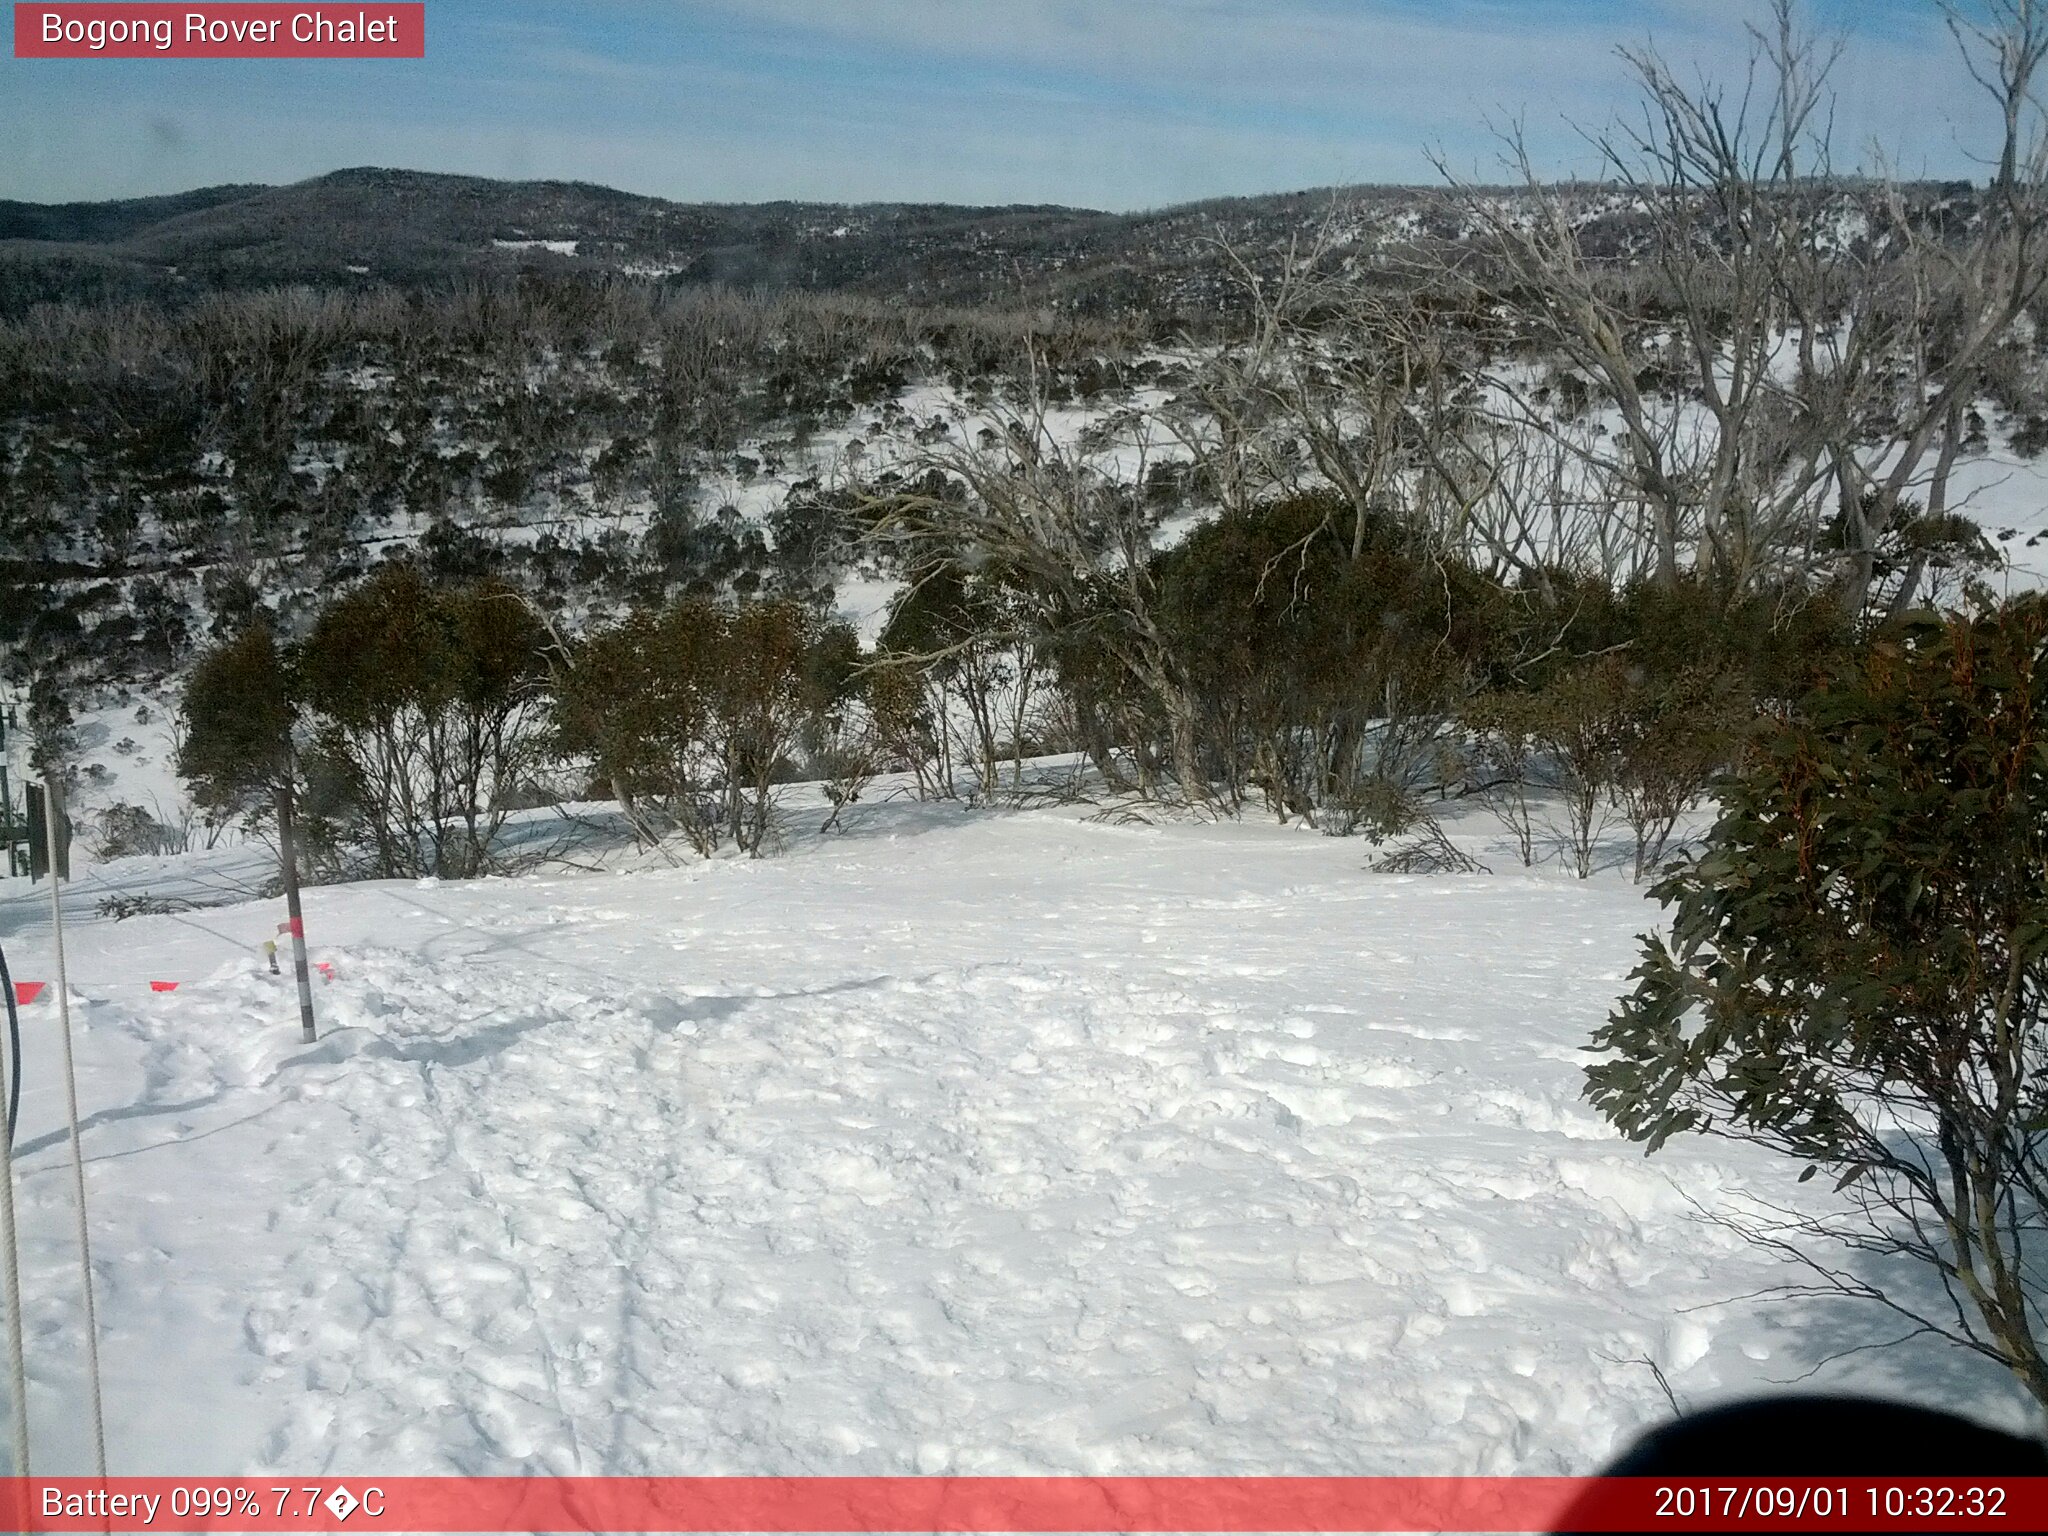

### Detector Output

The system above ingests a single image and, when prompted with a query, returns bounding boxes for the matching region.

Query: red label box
[5,1476,2047,1532]
[14,3,424,58]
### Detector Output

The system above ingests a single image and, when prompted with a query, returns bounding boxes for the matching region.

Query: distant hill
[0,166,1977,322]
[0,182,266,243]
[0,166,1466,318]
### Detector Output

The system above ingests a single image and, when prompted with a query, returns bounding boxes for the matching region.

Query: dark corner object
[1552,1395,2048,1533]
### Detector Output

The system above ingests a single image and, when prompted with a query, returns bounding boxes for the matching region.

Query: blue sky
[0,0,2003,209]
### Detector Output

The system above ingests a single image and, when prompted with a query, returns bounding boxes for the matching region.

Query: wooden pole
[275,786,317,1045]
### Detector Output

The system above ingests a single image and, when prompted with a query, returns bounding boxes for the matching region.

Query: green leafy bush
[1589,597,2048,1406]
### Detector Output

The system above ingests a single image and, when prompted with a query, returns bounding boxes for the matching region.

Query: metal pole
[43,778,107,1480]
[0,1006,29,1479]
[0,697,28,1479]
[1,710,12,880]
[1,704,18,879]
[275,786,317,1045]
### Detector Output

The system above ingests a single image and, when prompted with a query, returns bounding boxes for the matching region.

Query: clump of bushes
[553,595,860,856]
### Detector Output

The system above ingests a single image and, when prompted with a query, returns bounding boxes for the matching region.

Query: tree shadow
[1719,1228,2039,1435]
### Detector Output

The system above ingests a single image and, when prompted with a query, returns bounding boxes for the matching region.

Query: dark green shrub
[1590,596,2048,1407]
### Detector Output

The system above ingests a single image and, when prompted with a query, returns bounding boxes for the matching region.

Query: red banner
[13,4,424,58]
[3,1476,2043,1532]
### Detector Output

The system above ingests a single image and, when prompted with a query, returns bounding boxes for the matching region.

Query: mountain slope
[0,166,1459,314]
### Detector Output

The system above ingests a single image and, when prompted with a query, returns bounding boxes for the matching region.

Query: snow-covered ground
[1952,443,2048,590]
[0,786,2032,1479]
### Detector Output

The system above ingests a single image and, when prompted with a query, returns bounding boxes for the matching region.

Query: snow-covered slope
[1952,442,2048,590]
[0,791,2031,1477]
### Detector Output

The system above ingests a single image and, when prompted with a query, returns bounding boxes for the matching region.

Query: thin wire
[44,786,108,1481]
[82,867,264,954]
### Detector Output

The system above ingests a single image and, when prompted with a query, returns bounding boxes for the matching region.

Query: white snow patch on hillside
[493,239,580,256]
[1951,444,2048,590]
[834,575,905,647]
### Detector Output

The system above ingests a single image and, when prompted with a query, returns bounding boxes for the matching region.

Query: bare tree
[1442,15,1831,597]
[864,353,1215,803]
[1436,0,2048,616]
[1824,1,2048,617]
[1157,221,1499,567]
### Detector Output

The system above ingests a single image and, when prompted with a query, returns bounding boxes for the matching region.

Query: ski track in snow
[0,804,2031,1475]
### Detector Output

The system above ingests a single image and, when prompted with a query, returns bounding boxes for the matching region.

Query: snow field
[0,796,2033,1478]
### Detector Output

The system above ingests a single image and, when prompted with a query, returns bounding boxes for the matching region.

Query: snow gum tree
[177,622,297,820]
[710,598,844,853]
[555,596,856,856]
[1589,596,2048,1407]
[554,602,724,853]
[864,365,1213,804]
[1150,491,1509,834]
[178,619,325,1040]
[295,565,550,879]
[876,562,1045,805]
